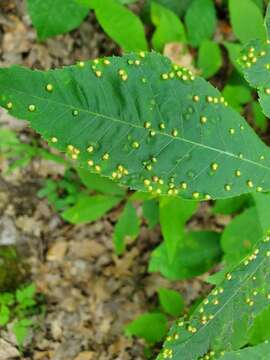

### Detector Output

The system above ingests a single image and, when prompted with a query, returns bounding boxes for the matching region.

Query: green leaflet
[248,306,270,344]
[198,40,222,79]
[1,53,270,200]
[158,288,185,317]
[62,193,122,224]
[216,342,270,360]
[229,0,266,44]
[27,0,90,40]
[223,42,243,74]
[149,231,221,280]
[265,4,270,39]
[125,312,168,343]
[240,39,270,118]
[184,0,217,47]
[221,207,263,266]
[113,201,140,254]
[142,199,159,228]
[151,2,186,52]
[212,195,249,215]
[157,236,270,360]
[222,193,270,266]
[90,0,148,52]
[252,101,267,131]
[159,197,198,262]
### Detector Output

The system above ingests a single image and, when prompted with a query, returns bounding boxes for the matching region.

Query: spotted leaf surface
[0,52,270,200]
[157,236,270,360]
[240,39,270,118]
[217,342,270,360]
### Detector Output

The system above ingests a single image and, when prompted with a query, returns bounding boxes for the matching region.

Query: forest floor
[0,1,228,359]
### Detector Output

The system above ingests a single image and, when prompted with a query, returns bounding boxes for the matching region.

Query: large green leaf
[27,0,90,40]
[240,39,270,117]
[229,0,266,44]
[217,342,270,360]
[157,235,270,360]
[90,0,148,52]
[1,52,270,200]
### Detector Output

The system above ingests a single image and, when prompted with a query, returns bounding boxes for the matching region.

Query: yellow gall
[235,170,241,177]
[192,192,200,199]
[161,73,169,80]
[224,184,231,191]
[46,83,53,92]
[200,116,207,124]
[144,121,151,129]
[211,163,219,171]
[102,153,109,161]
[28,104,36,112]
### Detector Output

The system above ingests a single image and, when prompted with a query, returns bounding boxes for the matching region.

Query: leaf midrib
[4,84,270,172]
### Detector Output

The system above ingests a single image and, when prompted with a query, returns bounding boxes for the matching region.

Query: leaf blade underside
[1,52,270,200]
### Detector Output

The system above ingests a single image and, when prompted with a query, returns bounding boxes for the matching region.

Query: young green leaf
[151,2,186,52]
[212,194,249,215]
[157,236,270,360]
[252,101,267,131]
[265,3,270,39]
[113,201,140,255]
[221,207,263,266]
[149,231,221,280]
[0,305,10,326]
[217,342,270,360]
[144,0,192,19]
[142,199,159,229]
[62,193,122,224]
[223,42,243,73]
[248,306,270,345]
[221,193,270,266]
[27,0,90,40]
[158,288,184,317]
[229,0,266,44]
[222,84,252,113]
[1,52,270,200]
[125,312,168,343]
[198,40,222,79]
[16,283,36,309]
[159,197,197,262]
[184,0,217,47]
[13,319,33,346]
[90,0,148,52]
